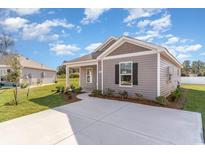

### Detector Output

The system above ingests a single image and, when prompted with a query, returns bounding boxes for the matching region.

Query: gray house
[64,36,182,100]
[0,54,56,86]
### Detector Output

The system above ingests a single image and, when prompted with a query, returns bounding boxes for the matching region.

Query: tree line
[182,60,205,76]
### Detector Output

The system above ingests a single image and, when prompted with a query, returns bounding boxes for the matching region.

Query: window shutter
[115,64,119,84]
[133,63,138,85]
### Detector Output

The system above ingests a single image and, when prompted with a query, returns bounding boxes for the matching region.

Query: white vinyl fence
[181,77,205,84]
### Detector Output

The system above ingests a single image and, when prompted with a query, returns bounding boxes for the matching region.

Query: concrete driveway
[0,93,203,145]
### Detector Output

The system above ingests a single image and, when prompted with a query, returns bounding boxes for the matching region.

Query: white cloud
[149,14,171,31]
[81,8,110,25]
[22,19,74,41]
[176,44,202,53]
[85,42,102,53]
[135,30,160,42]
[135,14,171,42]
[177,54,191,60]
[124,9,161,23]
[10,8,40,16]
[0,17,28,32]
[137,19,151,29]
[123,32,130,36]
[50,43,80,55]
[165,36,179,45]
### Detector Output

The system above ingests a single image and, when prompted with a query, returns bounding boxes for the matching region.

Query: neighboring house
[64,36,182,100]
[0,54,56,85]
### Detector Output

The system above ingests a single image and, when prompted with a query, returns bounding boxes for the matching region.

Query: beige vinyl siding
[160,55,181,96]
[103,54,157,100]
[80,65,97,91]
[21,68,56,85]
[108,42,150,56]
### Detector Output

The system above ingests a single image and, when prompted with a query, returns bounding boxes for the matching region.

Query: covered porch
[65,60,99,92]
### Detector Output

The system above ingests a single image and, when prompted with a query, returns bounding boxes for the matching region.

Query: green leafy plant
[119,90,128,99]
[91,89,102,97]
[156,96,167,106]
[169,87,181,102]
[135,93,143,100]
[70,84,75,91]
[74,87,82,93]
[56,86,64,93]
[67,92,72,99]
[106,88,115,97]
[20,82,29,89]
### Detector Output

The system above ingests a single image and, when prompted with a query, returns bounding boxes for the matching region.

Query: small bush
[70,84,75,90]
[56,86,65,93]
[91,89,102,97]
[106,88,115,97]
[20,82,29,89]
[169,87,181,102]
[74,87,82,93]
[56,86,61,93]
[61,86,65,94]
[69,73,79,78]
[135,93,143,100]
[119,90,128,99]
[54,80,58,83]
[67,92,72,99]
[156,96,167,106]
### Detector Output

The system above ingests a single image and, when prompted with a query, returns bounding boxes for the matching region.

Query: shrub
[156,96,167,106]
[119,90,128,99]
[106,88,115,97]
[70,84,75,90]
[91,89,102,97]
[169,87,181,102]
[54,80,58,83]
[56,86,64,93]
[69,73,79,78]
[67,92,72,99]
[135,93,143,100]
[56,86,61,93]
[20,82,29,89]
[61,86,65,94]
[74,87,82,93]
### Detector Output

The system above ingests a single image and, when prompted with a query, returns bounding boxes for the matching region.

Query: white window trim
[86,67,93,84]
[119,61,133,87]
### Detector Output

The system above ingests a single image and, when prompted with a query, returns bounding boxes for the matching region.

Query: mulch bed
[89,90,187,110]
[63,92,82,104]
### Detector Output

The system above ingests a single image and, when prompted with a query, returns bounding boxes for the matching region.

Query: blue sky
[0,8,205,69]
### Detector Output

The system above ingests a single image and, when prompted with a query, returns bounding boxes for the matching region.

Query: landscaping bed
[89,87,186,110]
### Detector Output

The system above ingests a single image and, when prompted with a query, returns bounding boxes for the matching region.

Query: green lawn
[181,84,205,135]
[0,78,79,122]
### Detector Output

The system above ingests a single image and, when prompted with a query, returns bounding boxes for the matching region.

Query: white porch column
[66,65,70,88]
[79,67,81,87]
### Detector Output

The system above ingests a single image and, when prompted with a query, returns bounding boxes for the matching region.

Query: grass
[181,84,205,136]
[0,78,79,122]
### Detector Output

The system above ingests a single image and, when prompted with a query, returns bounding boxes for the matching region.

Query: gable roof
[63,36,118,64]
[64,36,182,68]
[0,54,56,72]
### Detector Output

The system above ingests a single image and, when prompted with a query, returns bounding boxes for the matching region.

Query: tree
[7,56,21,105]
[57,65,66,75]
[192,60,205,75]
[0,33,14,55]
[181,60,191,76]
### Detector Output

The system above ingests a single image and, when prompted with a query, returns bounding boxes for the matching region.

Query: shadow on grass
[30,93,67,109]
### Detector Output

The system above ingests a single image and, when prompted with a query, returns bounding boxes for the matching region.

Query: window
[86,68,93,83]
[119,62,133,86]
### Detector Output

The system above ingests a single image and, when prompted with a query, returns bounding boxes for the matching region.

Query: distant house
[0,54,56,86]
[64,36,182,100]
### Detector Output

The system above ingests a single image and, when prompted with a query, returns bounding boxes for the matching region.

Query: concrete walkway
[0,93,203,144]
